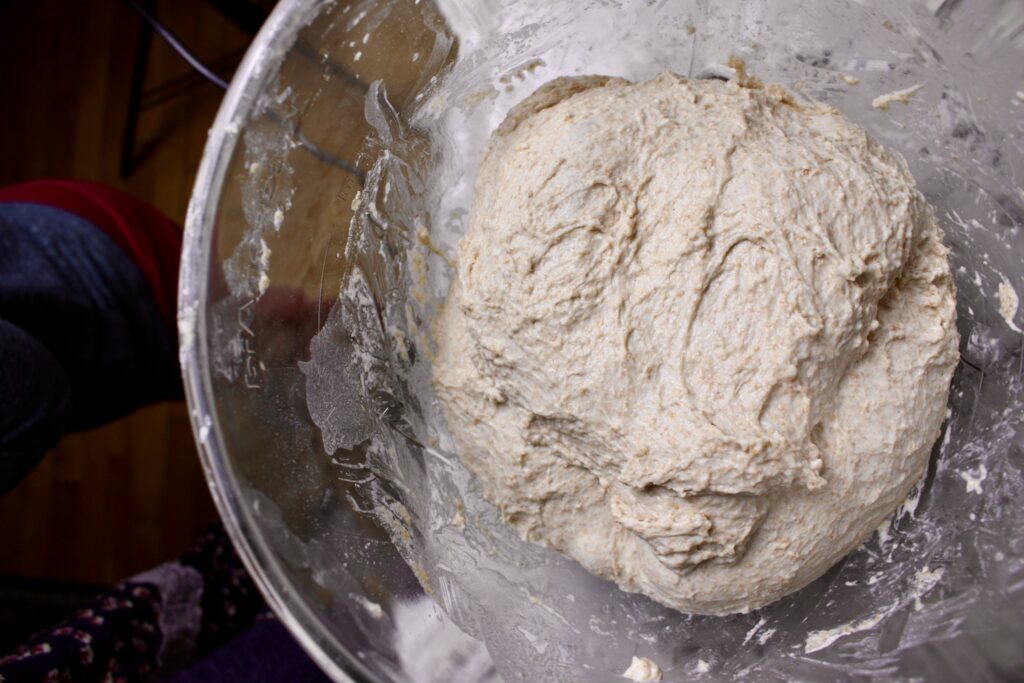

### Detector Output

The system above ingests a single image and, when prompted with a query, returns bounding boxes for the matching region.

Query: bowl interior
[182,1,1024,680]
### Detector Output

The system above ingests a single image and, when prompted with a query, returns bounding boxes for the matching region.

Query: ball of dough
[432,72,959,615]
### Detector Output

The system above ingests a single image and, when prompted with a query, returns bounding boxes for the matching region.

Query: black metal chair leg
[120,0,157,179]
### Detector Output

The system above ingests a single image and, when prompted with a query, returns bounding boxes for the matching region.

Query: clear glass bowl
[180,1,1024,680]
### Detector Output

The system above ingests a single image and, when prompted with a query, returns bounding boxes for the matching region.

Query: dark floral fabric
[179,525,265,656]
[0,524,280,683]
[0,582,162,682]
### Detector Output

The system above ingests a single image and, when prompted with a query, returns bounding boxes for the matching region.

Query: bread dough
[621,656,663,681]
[432,72,959,614]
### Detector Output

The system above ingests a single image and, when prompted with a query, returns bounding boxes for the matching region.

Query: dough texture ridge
[432,72,959,614]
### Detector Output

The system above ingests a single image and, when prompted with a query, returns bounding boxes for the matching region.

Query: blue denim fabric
[0,203,181,495]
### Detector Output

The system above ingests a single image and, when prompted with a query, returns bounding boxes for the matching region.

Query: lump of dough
[432,72,959,615]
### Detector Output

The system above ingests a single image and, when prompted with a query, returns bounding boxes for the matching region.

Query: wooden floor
[0,0,255,586]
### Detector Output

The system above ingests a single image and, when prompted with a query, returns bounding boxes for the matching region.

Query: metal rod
[120,0,157,177]
[140,49,245,110]
[120,0,231,90]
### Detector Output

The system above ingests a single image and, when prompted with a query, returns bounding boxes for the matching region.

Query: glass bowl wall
[180,1,1024,681]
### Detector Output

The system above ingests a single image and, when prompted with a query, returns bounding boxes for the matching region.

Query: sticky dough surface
[432,73,959,614]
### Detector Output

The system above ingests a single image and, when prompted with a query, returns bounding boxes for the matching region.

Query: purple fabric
[178,526,264,656]
[130,563,203,673]
[170,614,332,683]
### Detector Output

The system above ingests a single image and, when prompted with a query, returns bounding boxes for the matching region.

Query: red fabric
[0,179,182,328]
